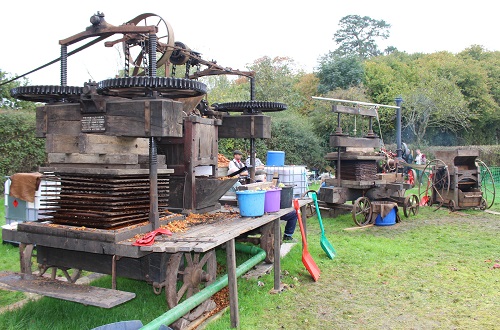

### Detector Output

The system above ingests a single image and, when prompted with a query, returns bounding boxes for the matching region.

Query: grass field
[0,192,499,329]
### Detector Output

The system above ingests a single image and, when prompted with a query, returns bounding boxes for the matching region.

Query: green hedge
[0,110,46,194]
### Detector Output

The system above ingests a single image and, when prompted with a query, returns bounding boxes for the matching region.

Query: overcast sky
[2,0,499,86]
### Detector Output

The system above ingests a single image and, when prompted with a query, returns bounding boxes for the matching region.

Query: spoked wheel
[477,159,496,210]
[403,194,419,217]
[122,13,175,76]
[19,244,82,283]
[418,159,450,207]
[165,250,217,324]
[302,190,318,218]
[19,243,36,277]
[38,265,82,283]
[352,197,373,226]
[448,200,456,212]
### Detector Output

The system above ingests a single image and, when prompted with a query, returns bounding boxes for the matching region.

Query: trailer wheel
[448,200,456,212]
[352,197,372,226]
[165,250,217,321]
[19,243,35,276]
[403,194,419,217]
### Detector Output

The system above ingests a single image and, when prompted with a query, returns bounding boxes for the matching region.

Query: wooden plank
[47,153,139,165]
[79,135,150,155]
[39,167,173,175]
[344,224,375,230]
[218,115,271,139]
[46,134,79,153]
[106,99,183,137]
[332,104,378,117]
[330,135,381,148]
[325,152,384,161]
[0,272,135,308]
[35,106,47,137]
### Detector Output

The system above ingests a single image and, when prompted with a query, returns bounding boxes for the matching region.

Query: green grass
[205,207,499,330]
[0,198,30,311]
[0,195,499,329]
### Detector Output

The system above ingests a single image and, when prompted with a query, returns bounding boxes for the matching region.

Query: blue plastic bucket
[375,208,397,226]
[266,151,285,166]
[236,190,266,217]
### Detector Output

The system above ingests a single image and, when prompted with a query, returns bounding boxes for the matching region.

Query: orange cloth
[9,172,42,203]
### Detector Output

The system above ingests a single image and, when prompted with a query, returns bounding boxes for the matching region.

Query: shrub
[0,110,46,194]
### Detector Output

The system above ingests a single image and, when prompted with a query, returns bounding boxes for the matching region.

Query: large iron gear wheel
[97,76,207,99]
[10,85,83,103]
[213,101,287,113]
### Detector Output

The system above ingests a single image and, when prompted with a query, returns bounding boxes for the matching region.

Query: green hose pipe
[140,243,266,330]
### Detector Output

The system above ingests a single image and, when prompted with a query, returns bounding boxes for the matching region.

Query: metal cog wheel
[212,101,287,113]
[10,85,83,103]
[97,76,207,99]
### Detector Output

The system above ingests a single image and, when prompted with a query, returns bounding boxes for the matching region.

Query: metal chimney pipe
[395,97,403,159]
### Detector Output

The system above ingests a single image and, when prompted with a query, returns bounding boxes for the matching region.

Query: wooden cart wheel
[479,198,487,211]
[38,265,82,284]
[418,159,450,207]
[448,200,456,212]
[19,243,35,276]
[352,197,373,226]
[165,250,217,321]
[403,194,419,217]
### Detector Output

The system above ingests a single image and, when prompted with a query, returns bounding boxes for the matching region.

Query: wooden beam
[332,104,378,117]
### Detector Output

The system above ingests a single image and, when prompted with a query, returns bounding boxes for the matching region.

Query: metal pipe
[149,137,159,229]
[140,243,266,330]
[395,97,403,159]
[312,96,400,109]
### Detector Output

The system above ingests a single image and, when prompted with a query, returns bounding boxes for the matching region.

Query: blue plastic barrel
[266,151,285,166]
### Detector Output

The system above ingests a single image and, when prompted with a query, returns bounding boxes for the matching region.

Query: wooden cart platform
[1,199,312,326]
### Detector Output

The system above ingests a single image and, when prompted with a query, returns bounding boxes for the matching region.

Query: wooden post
[226,238,239,328]
[273,218,281,290]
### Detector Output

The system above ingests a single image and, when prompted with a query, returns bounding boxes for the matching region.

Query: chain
[171,64,176,77]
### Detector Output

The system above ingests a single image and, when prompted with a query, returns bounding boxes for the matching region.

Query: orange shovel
[294,199,320,281]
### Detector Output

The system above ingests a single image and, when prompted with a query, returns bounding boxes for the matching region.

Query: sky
[1,0,500,86]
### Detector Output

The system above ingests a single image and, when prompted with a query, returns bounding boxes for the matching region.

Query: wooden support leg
[112,255,118,290]
[273,218,281,291]
[226,239,239,328]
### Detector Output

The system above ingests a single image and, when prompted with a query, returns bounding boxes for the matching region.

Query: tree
[333,15,391,59]
[402,75,469,145]
[0,70,36,110]
[248,56,304,107]
[294,73,320,115]
[316,53,363,93]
